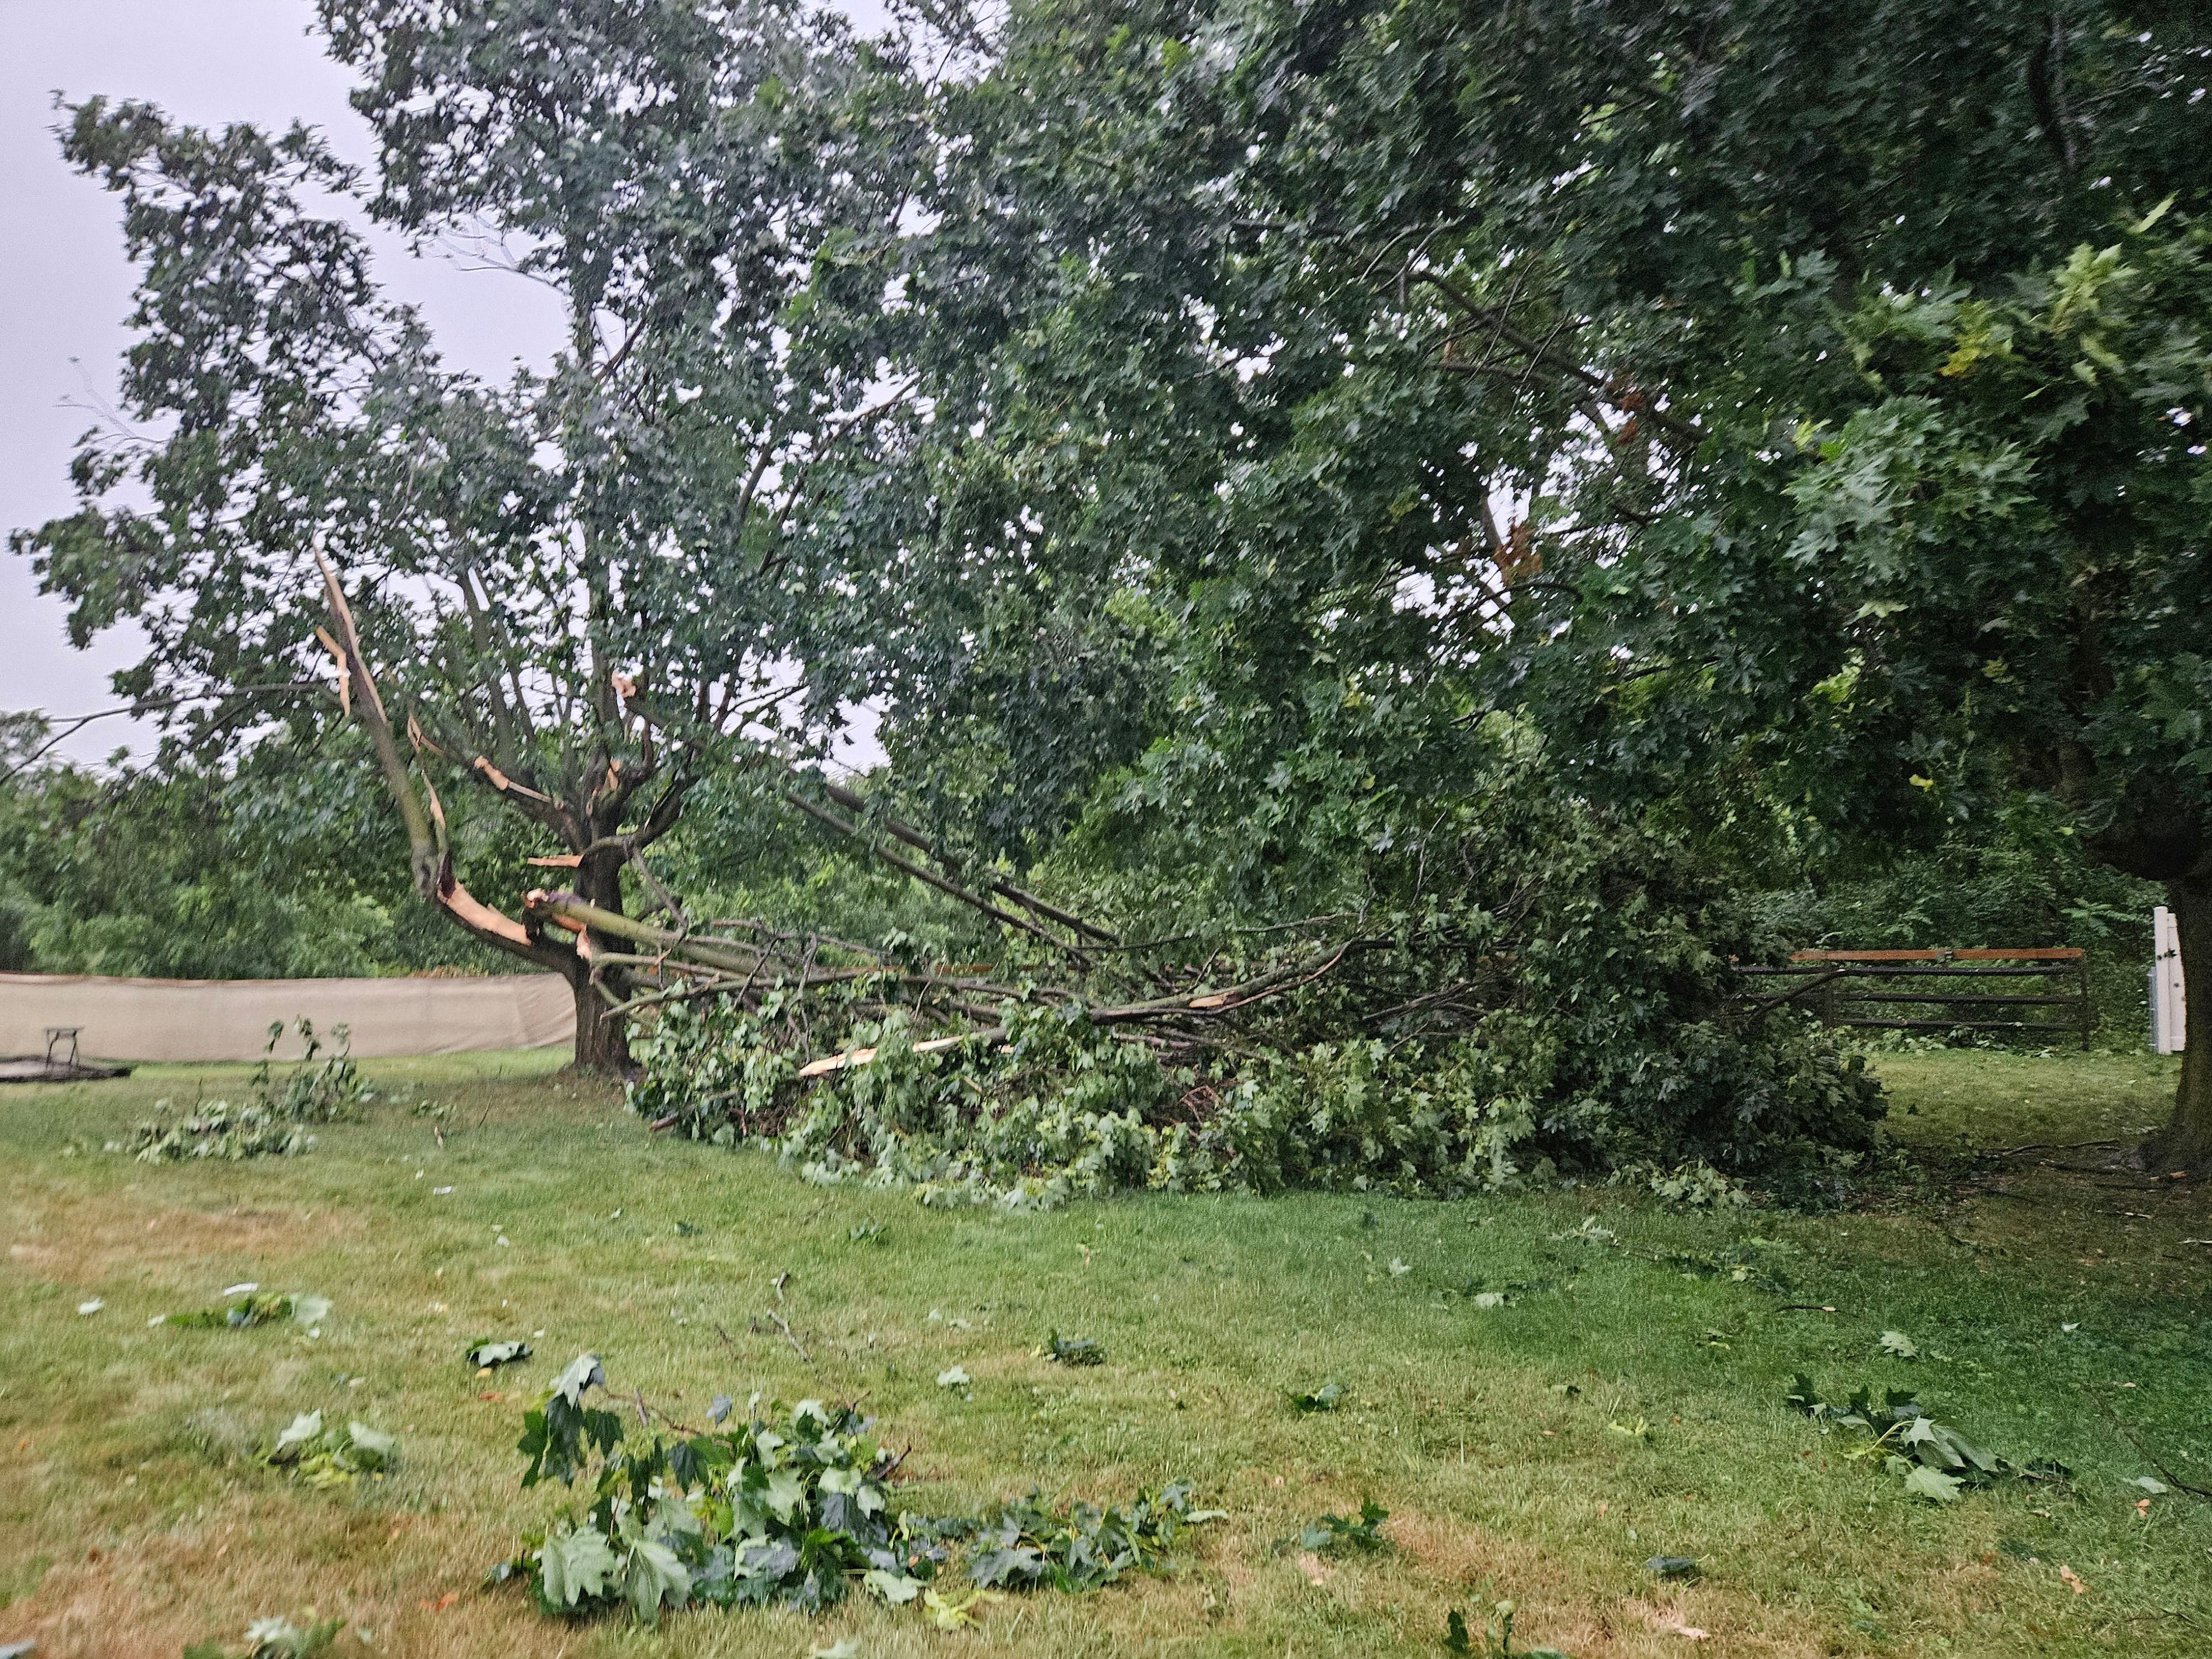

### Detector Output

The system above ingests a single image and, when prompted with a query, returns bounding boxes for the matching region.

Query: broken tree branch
[315,550,574,971]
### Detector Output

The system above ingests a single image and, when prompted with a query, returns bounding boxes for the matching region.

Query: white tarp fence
[2151,905,2187,1055]
[0,971,574,1063]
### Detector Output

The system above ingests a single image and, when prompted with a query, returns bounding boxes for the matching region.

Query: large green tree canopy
[854,0,2212,1154]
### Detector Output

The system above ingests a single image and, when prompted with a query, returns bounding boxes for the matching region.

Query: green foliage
[840,0,2211,1158]
[1654,1238,1798,1293]
[250,1020,362,1120]
[468,1339,532,1370]
[257,1409,396,1489]
[127,1100,321,1164]
[1445,1598,1572,1659]
[128,1021,366,1163]
[965,1484,1221,1592]
[1040,1332,1105,1367]
[633,759,1888,1204]
[626,990,807,1145]
[18,1,932,1069]
[168,1291,328,1331]
[1297,1498,1389,1556]
[498,1353,1216,1627]
[0,729,494,981]
[1288,1382,1346,1414]
[632,876,1876,1212]
[1744,795,2163,1046]
[1786,1376,2065,1501]
[885,0,2212,891]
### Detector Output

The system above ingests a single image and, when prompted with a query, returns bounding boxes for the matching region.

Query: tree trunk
[567,847,634,1074]
[2148,873,2212,1170]
[568,963,632,1074]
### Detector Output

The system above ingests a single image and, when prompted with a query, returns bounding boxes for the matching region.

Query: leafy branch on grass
[167,1292,331,1332]
[129,1021,366,1163]
[1787,1376,2065,1502]
[1289,1381,1347,1413]
[1655,1237,1799,1293]
[1039,1331,1105,1366]
[493,1352,1221,1627]
[610,754,1886,1212]
[1297,1498,1389,1555]
[965,1485,1225,1590]
[257,1410,395,1489]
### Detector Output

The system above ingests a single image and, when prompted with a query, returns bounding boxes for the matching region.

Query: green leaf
[1878,1330,1919,1359]
[242,1614,342,1657]
[540,1523,620,1610]
[625,1537,691,1624]
[551,1353,606,1406]
[289,1294,332,1330]
[762,1468,807,1524]
[862,1568,925,1603]
[1903,1465,1964,1503]
[345,1421,395,1464]
[468,1339,533,1369]
[268,1411,322,1462]
[924,1585,1003,1629]
[1043,1331,1105,1366]
[1300,1498,1390,1555]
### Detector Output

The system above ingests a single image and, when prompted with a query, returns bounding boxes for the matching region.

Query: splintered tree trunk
[2151,874,2212,1170]
[567,848,634,1074]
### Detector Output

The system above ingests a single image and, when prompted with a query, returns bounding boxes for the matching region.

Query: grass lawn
[2,1046,2208,1658]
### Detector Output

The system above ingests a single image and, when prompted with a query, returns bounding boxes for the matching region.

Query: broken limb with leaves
[599,758,1882,1203]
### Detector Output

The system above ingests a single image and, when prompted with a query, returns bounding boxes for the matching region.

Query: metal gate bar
[1733,948,2094,1048]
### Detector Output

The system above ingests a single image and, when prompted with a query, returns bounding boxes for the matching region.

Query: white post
[2151,905,2187,1054]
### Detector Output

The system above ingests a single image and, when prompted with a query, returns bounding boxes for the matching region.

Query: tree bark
[2149,873,2212,1169]
[566,843,635,1074]
[567,960,632,1074]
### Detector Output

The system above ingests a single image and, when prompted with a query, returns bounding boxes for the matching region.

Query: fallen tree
[587,738,1886,1207]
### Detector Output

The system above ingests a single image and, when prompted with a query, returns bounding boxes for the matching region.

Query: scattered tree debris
[492,1354,1218,1627]
[1787,1376,2065,1500]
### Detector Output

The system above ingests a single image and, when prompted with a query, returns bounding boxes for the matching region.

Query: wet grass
[1,1048,2206,1657]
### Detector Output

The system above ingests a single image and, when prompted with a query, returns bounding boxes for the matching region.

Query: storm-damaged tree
[875,1,2212,1160]
[13,0,923,1067]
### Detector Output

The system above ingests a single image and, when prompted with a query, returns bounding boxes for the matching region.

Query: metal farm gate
[1735,947,2095,1048]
